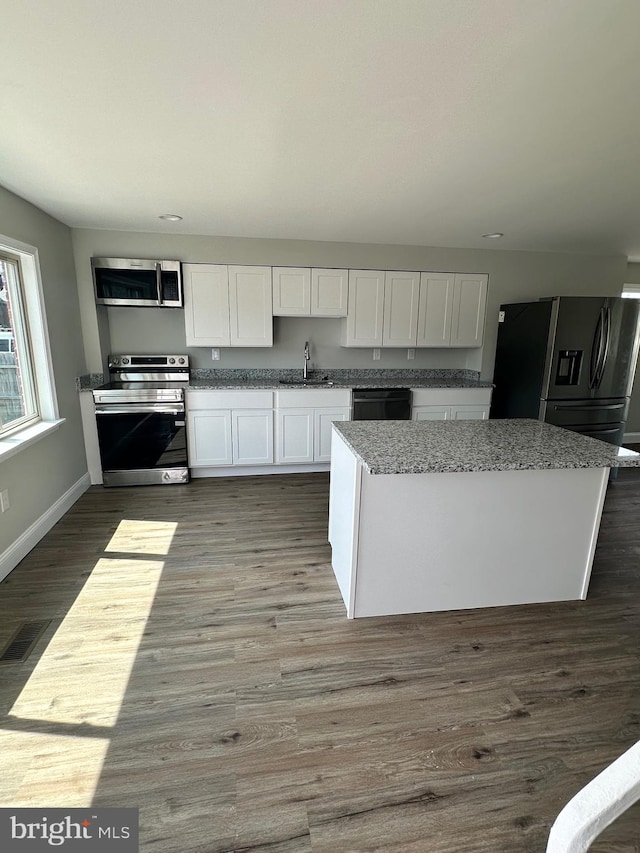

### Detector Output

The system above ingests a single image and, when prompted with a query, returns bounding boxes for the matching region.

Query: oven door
[95,403,189,486]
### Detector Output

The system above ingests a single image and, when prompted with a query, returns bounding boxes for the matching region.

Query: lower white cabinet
[275,389,351,464]
[188,410,233,465]
[411,387,492,422]
[187,390,274,467]
[232,410,274,464]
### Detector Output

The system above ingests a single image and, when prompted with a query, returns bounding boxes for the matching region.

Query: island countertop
[332,418,640,474]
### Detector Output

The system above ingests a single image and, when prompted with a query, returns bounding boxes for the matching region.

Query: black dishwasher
[352,388,412,420]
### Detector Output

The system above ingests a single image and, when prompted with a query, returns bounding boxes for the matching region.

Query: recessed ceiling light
[482,232,504,239]
[158,214,183,221]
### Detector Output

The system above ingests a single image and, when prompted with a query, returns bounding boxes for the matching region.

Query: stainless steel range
[92,354,190,486]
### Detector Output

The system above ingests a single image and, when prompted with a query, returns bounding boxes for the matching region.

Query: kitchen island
[328,419,640,618]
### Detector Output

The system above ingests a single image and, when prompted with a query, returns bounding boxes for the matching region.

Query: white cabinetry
[187,390,274,468]
[417,272,488,347]
[411,387,492,421]
[416,273,454,347]
[275,389,351,464]
[451,274,488,347]
[311,269,348,316]
[273,267,348,317]
[342,270,487,348]
[382,271,420,347]
[342,270,385,347]
[272,267,311,316]
[183,264,273,347]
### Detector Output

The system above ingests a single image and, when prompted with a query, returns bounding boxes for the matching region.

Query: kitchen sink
[279,378,334,386]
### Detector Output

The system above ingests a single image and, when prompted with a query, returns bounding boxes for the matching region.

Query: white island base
[328,432,609,618]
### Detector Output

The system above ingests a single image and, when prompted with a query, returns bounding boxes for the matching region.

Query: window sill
[0,419,66,463]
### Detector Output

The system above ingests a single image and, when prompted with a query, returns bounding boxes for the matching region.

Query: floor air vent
[0,620,51,663]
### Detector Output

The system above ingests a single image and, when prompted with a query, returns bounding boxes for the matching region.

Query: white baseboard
[623,432,640,444]
[0,473,91,583]
[190,463,330,478]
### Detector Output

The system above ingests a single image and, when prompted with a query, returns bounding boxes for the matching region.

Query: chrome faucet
[303,341,310,380]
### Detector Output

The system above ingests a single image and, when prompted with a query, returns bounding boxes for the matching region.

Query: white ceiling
[3,0,640,259]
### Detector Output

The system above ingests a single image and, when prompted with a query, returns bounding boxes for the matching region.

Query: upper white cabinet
[183,263,273,348]
[272,267,311,316]
[311,269,348,316]
[416,273,455,347]
[183,264,231,347]
[382,271,421,347]
[342,269,487,348]
[273,267,348,317]
[228,266,273,347]
[451,273,488,347]
[342,270,385,347]
[417,272,488,347]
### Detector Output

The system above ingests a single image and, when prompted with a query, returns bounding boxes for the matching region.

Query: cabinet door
[314,408,350,462]
[276,408,314,464]
[412,407,450,421]
[272,267,310,316]
[311,268,348,317]
[232,409,274,464]
[416,273,454,347]
[342,270,385,347]
[451,273,488,347]
[183,263,231,347]
[450,405,489,420]
[382,271,420,347]
[228,266,273,347]
[187,410,233,466]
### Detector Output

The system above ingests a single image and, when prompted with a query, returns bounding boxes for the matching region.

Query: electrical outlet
[407,348,415,360]
[211,348,220,361]
[498,310,506,323]
[0,489,9,513]
[372,348,381,361]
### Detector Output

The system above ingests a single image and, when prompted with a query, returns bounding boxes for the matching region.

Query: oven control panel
[109,354,189,369]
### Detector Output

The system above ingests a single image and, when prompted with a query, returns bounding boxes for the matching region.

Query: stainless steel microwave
[92,258,183,308]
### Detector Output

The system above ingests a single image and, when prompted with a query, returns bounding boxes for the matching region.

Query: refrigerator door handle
[589,307,605,389]
[594,306,611,390]
[551,402,625,411]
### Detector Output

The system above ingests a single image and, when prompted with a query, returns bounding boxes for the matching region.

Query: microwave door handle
[156,263,163,305]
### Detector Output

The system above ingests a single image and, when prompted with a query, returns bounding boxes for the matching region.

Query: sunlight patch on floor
[0,730,110,807]
[105,518,178,556]
[9,555,165,726]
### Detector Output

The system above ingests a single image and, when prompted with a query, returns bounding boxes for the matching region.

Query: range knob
[169,357,175,364]
[178,357,185,365]
[111,357,120,366]
[122,357,129,365]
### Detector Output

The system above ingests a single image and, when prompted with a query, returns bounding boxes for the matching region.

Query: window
[622,284,640,299]
[0,235,59,443]
[0,255,38,433]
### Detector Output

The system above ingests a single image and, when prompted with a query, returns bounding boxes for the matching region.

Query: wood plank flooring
[0,470,639,852]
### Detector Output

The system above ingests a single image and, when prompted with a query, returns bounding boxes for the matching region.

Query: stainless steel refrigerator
[491,296,640,445]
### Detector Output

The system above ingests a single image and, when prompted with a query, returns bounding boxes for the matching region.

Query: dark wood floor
[1,469,639,852]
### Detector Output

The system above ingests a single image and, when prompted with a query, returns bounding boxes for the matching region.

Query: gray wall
[0,187,88,557]
[72,229,627,382]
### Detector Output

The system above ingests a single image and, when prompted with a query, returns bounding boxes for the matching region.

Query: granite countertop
[77,369,492,392]
[332,418,640,474]
[187,376,493,391]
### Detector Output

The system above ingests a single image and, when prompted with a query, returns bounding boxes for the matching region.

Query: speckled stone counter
[332,418,640,475]
[329,418,632,618]
[188,368,492,391]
